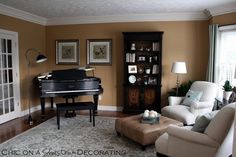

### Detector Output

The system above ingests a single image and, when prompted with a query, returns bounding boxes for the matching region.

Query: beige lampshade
[171,62,187,74]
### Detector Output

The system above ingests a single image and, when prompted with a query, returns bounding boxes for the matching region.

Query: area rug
[0,115,155,157]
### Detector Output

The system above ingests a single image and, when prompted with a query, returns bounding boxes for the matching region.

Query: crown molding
[1,2,235,26]
[0,4,47,25]
[208,2,236,16]
[46,12,208,25]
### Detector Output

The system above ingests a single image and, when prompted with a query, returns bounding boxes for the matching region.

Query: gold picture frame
[87,39,112,65]
[56,39,79,64]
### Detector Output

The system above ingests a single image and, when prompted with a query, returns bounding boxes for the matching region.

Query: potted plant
[168,80,194,96]
[223,80,233,100]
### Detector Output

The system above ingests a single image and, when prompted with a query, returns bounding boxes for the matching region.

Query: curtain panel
[206,24,219,82]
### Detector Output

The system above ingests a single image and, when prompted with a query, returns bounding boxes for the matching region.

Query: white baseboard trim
[98,105,123,112]
[20,103,51,117]
[20,103,123,117]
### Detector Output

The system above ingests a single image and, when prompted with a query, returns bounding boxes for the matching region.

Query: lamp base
[28,115,34,125]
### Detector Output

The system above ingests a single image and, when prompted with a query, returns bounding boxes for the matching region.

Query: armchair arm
[167,125,219,147]
[190,101,215,116]
[168,96,185,106]
[190,101,214,109]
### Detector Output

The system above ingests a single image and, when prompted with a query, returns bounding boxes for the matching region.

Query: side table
[215,98,229,110]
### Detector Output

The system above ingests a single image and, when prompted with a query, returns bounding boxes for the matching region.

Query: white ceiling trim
[47,12,208,25]
[0,3,235,26]
[0,4,47,25]
[208,3,236,16]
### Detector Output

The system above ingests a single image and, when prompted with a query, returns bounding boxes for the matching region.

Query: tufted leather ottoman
[115,114,183,149]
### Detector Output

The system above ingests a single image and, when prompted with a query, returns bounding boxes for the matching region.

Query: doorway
[0,29,20,124]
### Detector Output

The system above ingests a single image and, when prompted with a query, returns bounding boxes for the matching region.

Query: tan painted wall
[0,14,46,110]
[0,13,213,110]
[46,21,209,107]
[210,12,236,25]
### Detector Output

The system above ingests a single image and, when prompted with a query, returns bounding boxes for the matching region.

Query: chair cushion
[191,111,218,133]
[161,105,195,125]
[182,90,202,107]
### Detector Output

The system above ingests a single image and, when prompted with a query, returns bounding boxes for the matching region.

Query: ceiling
[0,0,236,25]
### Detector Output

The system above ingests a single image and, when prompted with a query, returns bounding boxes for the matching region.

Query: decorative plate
[128,75,136,84]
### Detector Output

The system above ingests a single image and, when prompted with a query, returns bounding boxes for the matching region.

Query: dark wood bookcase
[123,32,163,113]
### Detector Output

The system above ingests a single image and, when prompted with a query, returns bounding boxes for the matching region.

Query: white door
[0,29,20,124]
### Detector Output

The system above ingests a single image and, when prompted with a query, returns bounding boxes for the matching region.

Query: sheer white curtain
[216,25,236,87]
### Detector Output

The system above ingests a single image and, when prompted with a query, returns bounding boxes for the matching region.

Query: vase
[131,43,136,50]
[223,91,232,100]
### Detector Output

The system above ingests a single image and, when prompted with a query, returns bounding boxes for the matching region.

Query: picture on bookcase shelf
[148,77,157,85]
[128,65,137,74]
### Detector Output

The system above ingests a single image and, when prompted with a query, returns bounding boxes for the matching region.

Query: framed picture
[56,39,79,64]
[128,65,137,74]
[87,39,112,65]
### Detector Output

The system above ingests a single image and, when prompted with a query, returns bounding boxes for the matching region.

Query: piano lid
[52,69,86,80]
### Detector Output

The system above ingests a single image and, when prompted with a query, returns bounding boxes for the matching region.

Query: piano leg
[40,97,45,117]
[93,94,98,114]
[50,97,54,109]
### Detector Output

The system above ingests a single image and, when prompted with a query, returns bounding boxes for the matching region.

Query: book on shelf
[152,42,160,51]
[152,65,159,74]
[126,53,135,63]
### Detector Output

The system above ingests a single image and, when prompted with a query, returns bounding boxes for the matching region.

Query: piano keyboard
[45,89,100,94]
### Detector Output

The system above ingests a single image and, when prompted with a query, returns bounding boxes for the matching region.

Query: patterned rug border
[1,115,117,145]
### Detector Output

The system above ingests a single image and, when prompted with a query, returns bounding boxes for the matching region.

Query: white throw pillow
[182,90,203,107]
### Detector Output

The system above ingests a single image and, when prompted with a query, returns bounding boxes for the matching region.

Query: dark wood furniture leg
[57,108,60,129]
[92,107,95,126]
[50,97,54,109]
[116,131,121,136]
[40,97,45,117]
[89,109,92,122]
[142,145,146,151]
[93,94,98,113]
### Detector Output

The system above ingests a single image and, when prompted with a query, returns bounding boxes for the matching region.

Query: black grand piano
[38,68,103,116]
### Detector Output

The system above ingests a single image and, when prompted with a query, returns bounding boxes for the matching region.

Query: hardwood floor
[0,107,129,144]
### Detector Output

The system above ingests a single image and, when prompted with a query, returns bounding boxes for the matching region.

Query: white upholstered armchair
[156,103,235,157]
[162,81,218,125]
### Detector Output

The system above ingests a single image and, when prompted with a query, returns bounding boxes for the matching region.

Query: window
[215,25,236,86]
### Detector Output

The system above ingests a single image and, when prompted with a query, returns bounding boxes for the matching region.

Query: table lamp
[171,61,187,96]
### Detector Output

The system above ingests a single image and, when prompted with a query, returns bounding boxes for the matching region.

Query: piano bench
[56,101,95,129]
